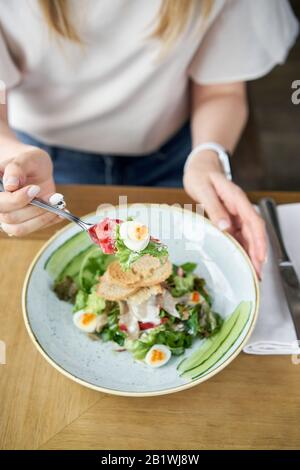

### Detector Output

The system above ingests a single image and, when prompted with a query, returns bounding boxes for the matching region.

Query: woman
[0,0,298,278]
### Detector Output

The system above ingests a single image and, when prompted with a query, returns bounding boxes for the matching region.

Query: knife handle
[259,197,290,264]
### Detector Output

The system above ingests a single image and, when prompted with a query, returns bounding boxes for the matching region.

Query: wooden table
[1,185,300,450]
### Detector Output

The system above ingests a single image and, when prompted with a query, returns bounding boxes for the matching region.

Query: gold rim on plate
[22,204,260,397]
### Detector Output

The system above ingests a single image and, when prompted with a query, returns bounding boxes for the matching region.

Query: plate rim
[22,203,260,397]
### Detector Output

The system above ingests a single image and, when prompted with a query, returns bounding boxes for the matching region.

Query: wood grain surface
[1,185,300,450]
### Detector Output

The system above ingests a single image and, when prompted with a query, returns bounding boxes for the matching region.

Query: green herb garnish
[114,225,168,271]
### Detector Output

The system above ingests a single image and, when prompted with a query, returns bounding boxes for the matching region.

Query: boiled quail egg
[145,344,171,368]
[119,220,150,252]
[73,310,98,333]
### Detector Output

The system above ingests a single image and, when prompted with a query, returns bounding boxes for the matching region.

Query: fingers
[0,147,61,236]
[0,212,61,237]
[0,205,44,225]
[2,162,25,190]
[0,184,41,213]
[210,173,267,277]
[228,185,267,268]
[191,179,232,232]
[247,208,267,262]
[247,212,267,264]
[240,223,264,280]
[185,168,267,278]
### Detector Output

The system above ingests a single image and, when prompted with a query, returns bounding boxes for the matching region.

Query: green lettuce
[115,225,168,271]
[73,288,106,314]
[100,302,126,346]
[79,249,115,292]
[125,325,193,360]
[73,289,88,311]
[171,273,195,297]
[167,263,212,303]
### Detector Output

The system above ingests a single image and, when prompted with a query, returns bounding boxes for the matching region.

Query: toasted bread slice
[107,255,167,286]
[97,272,139,301]
[131,255,163,277]
[140,260,172,287]
[127,284,164,306]
[107,261,142,286]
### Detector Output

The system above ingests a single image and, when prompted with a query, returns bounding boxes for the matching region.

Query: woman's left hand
[183,151,267,279]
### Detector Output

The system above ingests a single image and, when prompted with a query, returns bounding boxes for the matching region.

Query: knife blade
[259,197,300,340]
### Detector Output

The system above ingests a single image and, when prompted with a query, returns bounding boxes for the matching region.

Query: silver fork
[0,178,94,233]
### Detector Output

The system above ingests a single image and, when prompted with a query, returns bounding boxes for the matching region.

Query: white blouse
[0,0,298,155]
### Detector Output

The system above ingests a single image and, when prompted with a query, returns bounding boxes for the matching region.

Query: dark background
[233,0,300,190]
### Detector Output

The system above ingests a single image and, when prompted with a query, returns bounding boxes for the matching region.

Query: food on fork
[88,217,168,270]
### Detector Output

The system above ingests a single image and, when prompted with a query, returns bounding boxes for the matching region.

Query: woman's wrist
[185,149,224,175]
[183,149,225,203]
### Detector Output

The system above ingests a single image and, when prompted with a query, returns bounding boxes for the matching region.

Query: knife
[259,197,300,340]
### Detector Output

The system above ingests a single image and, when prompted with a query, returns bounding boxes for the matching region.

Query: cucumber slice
[56,245,96,284]
[177,301,252,374]
[180,301,252,379]
[177,302,243,373]
[44,231,92,280]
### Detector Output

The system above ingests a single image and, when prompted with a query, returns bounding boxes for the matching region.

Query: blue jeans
[15,123,191,187]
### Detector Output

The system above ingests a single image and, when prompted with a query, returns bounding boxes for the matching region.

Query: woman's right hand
[183,150,267,279]
[0,145,61,236]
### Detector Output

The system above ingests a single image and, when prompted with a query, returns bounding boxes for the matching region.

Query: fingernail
[263,255,268,264]
[27,185,41,198]
[4,176,19,188]
[218,219,230,231]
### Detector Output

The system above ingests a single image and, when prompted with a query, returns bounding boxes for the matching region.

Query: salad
[49,218,223,368]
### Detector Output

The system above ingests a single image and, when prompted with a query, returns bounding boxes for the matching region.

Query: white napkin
[243,203,300,355]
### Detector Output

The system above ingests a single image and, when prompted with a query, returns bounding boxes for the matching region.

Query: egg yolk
[151,349,165,363]
[134,225,148,240]
[81,313,96,325]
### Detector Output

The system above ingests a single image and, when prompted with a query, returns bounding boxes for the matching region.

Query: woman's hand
[0,144,61,236]
[183,151,267,279]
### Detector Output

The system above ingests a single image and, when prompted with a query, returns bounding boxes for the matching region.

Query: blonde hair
[38,0,213,46]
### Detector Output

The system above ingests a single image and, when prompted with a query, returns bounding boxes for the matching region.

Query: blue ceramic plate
[22,204,259,396]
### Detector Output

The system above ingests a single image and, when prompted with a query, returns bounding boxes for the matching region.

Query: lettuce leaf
[180,262,197,273]
[167,263,212,303]
[73,289,88,311]
[171,273,195,297]
[53,276,78,303]
[115,226,168,271]
[100,302,126,346]
[125,325,193,359]
[73,288,106,314]
[86,290,106,314]
[79,249,115,292]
